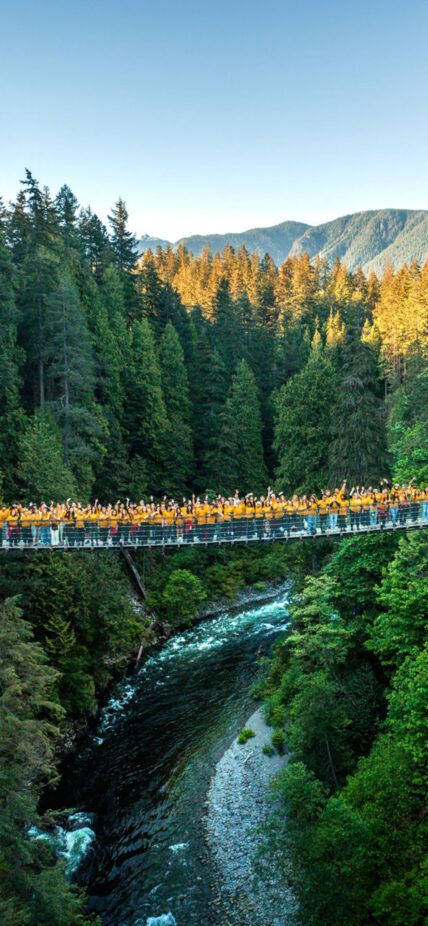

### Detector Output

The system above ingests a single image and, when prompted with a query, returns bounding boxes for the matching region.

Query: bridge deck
[1,514,426,552]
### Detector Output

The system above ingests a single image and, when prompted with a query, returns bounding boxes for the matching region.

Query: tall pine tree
[212,359,267,494]
[328,322,390,485]
[159,322,193,494]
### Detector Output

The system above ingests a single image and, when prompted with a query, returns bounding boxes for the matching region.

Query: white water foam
[145,915,177,926]
[28,812,95,877]
[168,842,189,853]
[56,812,96,875]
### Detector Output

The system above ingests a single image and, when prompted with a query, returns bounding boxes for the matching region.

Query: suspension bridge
[1,510,426,552]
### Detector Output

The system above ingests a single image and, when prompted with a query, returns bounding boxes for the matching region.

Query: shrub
[161,569,207,625]
[238,727,256,744]
[266,692,286,728]
[272,728,287,754]
[263,744,275,756]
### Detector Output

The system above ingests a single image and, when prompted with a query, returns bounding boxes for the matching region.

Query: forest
[0,172,427,925]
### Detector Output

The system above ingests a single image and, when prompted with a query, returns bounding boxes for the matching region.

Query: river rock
[206,706,296,925]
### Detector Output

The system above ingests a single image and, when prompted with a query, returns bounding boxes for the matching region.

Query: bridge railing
[1,502,427,550]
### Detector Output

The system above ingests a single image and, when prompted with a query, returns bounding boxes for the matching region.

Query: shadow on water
[53,588,290,926]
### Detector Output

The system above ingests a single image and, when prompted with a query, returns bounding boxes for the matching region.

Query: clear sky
[1,0,427,240]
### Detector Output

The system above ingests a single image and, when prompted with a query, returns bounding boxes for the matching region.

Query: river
[53,586,290,926]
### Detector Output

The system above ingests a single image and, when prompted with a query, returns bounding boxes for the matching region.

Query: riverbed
[53,585,291,926]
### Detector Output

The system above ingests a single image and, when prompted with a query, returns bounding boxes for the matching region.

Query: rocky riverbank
[206,707,296,926]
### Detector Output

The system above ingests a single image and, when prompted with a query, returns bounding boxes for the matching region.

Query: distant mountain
[138,233,171,252]
[174,221,310,268]
[137,209,428,274]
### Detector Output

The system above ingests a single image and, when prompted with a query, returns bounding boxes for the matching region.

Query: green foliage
[0,552,143,718]
[159,321,194,494]
[271,728,286,754]
[18,409,78,500]
[274,352,338,495]
[238,727,256,744]
[328,321,390,485]
[108,198,138,272]
[212,358,268,495]
[262,529,428,924]
[0,598,91,924]
[161,568,207,625]
[262,744,275,756]
[368,532,428,668]
[388,367,428,482]
[124,317,169,494]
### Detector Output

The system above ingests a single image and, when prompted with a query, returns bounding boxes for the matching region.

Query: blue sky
[1,0,427,240]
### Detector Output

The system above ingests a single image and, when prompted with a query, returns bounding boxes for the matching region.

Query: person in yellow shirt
[108,506,120,545]
[0,506,10,547]
[192,497,204,542]
[306,495,318,535]
[20,508,33,547]
[370,488,380,527]
[253,497,264,539]
[328,493,340,531]
[338,493,349,532]
[360,490,371,529]
[274,493,286,538]
[283,498,294,536]
[245,495,256,538]
[87,503,100,546]
[349,489,362,531]
[233,493,246,539]
[98,507,109,546]
[318,492,330,533]
[378,488,389,531]
[422,486,428,523]
[184,504,195,542]
[222,498,233,540]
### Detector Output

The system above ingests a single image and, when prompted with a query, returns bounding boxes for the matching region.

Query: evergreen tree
[0,598,90,925]
[79,206,112,281]
[55,184,80,256]
[274,351,338,495]
[44,274,105,493]
[159,322,193,493]
[196,344,230,490]
[124,318,169,493]
[0,219,24,495]
[212,359,267,494]
[138,256,175,333]
[328,322,390,485]
[18,409,77,500]
[18,170,61,408]
[108,198,138,271]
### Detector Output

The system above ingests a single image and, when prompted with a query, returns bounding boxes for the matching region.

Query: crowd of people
[0,479,427,548]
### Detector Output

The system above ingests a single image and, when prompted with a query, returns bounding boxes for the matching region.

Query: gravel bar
[206,707,296,925]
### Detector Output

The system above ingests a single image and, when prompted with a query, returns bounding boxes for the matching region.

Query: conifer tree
[124,318,169,493]
[328,322,390,485]
[0,218,24,495]
[79,206,113,281]
[274,351,338,495]
[44,274,104,493]
[193,341,230,490]
[212,359,267,494]
[0,598,90,925]
[108,198,138,271]
[159,322,193,493]
[18,409,77,500]
[18,171,61,407]
[55,184,80,255]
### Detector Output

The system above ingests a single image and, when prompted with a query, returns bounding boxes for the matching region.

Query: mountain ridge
[137,208,428,275]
